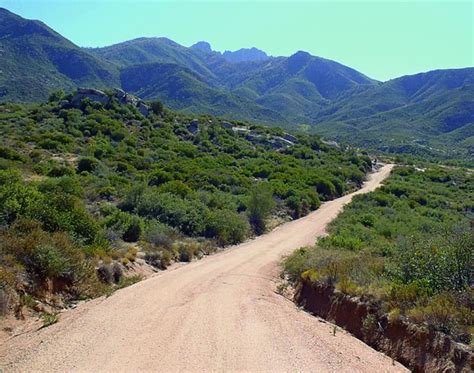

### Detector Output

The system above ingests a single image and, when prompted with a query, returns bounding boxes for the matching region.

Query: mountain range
[0,7,472,160]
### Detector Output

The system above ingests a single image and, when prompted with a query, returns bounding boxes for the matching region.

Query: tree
[247,182,275,234]
[48,90,65,103]
[150,100,164,115]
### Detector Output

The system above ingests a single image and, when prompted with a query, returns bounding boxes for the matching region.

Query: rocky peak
[191,41,213,54]
[222,47,269,63]
[287,51,312,72]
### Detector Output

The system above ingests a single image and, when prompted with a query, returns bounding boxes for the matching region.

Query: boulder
[126,119,142,127]
[33,301,54,314]
[137,102,150,117]
[112,88,127,99]
[274,136,294,146]
[71,88,109,107]
[282,133,298,143]
[188,119,200,134]
[221,121,233,129]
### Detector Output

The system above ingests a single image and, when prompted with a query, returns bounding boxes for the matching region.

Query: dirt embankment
[295,280,473,372]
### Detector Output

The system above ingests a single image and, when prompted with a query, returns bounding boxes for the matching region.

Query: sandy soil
[1,164,407,372]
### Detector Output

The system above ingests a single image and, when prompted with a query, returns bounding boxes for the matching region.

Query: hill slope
[1,8,472,161]
[0,8,119,102]
[0,93,373,333]
[119,62,286,123]
[90,38,377,124]
[312,68,474,160]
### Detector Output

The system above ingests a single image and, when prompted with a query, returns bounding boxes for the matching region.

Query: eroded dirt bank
[1,165,406,372]
[295,279,473,372]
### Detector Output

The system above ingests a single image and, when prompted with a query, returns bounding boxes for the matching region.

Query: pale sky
[1,0,473,81]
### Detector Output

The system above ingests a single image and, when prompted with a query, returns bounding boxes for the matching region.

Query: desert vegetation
[284,165,473,344]
[0,91,371,315]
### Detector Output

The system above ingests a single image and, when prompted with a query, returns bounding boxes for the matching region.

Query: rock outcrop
[219,121,298,150]
[69,88,150,116]
[190,41,213,54]
[70,88,109,107]
[187,119,200,134]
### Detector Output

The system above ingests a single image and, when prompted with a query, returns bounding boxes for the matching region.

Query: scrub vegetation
[0,91,371,313]
[284,165,473,344]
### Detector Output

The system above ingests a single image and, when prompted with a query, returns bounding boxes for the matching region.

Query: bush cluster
[0,98,372,308]
[284,165,473,342]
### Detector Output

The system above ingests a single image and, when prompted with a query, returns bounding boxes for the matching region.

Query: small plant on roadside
[362,314,378,338]
[276,281,289,295]
[41,312,59,328]
[19,294,37,309]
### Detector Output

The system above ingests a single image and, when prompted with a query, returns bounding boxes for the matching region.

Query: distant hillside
[119,62,286,123]
[0,8,119,102]
[312,68,474,161]
[1,7,472,161]
[88,37,377,125]
[0,8,376,120]
[90,37,219,83]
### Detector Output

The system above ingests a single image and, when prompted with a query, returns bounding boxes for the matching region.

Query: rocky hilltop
[67,88,150,116]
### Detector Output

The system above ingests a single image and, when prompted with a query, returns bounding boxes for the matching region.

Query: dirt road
[2,164,406,372]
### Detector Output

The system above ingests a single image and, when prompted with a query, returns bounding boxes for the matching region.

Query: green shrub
[47,165,75,178]
[122,216,143,242]
[407,293,472,339]
[142,220,176,249]
[247,182,275,234]
[30,244,70,280]
[77,157,98,173]
[360,214,376,227]
[0,220,92,289]
[0,146,26,162]
[283,247,313,282]
[104,211,143,243]
[120,183,146,212]
[389,280,432,309]
[137,191,208,236]
[150,100,164,115]
[97,186,116,200]
[325,234,364,251]
[158,180,193,198]
[148,170,172,186]
[362,314,378,338]
[206,209,249,245]
[41,312,59,328]
[144,247,172,270]
[314,178,336,199]
[177,242,199,262]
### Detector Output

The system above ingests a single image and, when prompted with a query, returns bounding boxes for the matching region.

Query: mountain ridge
[1,7,472,161]
[0,7,120,102]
